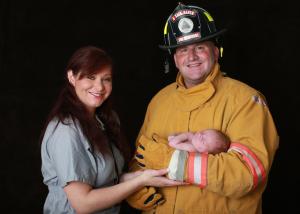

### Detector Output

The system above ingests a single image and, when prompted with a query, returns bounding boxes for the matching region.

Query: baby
[168,129,230,154]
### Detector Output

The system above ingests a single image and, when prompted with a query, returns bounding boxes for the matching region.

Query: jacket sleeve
[126,105,164,211]
[126,159,165,210]
[202,92,279,198]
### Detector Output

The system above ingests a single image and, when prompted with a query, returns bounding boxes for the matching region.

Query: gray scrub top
[41,118,125,214]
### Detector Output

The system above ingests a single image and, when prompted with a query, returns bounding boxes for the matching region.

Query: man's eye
[177,48,187,54]
[195,46,204,50]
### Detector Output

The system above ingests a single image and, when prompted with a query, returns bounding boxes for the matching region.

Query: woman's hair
[40,46,131,162]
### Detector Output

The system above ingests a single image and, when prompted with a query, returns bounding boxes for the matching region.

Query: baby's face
[193,130,223,153]
[194,130,218,142]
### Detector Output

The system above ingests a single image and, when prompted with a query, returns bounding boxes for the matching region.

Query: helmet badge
[178,18,194,34]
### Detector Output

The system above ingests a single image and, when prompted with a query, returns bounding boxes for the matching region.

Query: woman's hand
[121,169,186,187]
[64,169,186,213]
[120,171,143,183]
[133,169,187,187]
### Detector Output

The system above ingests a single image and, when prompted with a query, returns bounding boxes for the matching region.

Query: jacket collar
[172,63,221,111]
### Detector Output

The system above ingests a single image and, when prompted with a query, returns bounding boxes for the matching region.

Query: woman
[40,46,181,214]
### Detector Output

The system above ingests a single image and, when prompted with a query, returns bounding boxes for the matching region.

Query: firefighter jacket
[128,63,279,214]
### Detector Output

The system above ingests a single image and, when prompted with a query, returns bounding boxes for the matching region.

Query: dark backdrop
[1,0,299,213]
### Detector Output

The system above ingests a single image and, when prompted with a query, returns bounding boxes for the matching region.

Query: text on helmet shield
[172,10,196,22]
[176,32,201,43]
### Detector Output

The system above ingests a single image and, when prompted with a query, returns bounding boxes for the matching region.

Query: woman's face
[68,67,112,114]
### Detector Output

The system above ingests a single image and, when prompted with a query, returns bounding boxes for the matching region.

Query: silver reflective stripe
[229,146,264,185]
[193,153,201,184]
[168,150,188,181]
[176,150,188,181]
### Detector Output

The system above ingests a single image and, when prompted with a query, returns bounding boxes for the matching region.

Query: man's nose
[187,48,198,60]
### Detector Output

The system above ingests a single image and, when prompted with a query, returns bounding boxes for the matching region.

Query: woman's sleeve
[47,122,97,187]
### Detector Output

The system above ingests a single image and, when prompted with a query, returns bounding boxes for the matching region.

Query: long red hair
[40,46,131,161]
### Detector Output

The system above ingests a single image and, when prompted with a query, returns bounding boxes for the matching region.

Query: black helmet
[159,3,226,51]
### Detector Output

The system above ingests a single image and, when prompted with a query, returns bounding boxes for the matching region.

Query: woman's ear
[67,70,75,86]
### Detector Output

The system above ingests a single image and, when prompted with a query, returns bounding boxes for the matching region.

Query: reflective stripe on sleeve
[187,152,208,188]
[228,143,266,188]
[167,150,188,181]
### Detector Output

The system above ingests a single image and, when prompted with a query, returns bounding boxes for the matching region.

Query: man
[127,3,279,214]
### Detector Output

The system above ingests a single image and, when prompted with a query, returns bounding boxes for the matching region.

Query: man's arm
[172,93,279,197]
[134,93,279,199]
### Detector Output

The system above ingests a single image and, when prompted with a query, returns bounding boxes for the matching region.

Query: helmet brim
[159,28,227,50]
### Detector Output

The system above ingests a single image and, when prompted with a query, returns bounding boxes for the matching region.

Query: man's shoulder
[154,82,177,98]
[220,76,262,103]
[148,82,177,105]
[222,76,258,94]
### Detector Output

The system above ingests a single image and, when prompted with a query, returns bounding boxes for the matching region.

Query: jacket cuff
[187,152,208,188]
[228,143,266,188]
[167,150,188,181]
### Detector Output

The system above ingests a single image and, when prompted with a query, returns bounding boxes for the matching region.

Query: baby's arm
[168,132,198,152]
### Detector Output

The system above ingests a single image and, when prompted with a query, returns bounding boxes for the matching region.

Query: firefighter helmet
[159,3,226,51]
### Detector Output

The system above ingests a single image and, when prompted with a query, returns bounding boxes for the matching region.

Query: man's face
[173,41,219,88]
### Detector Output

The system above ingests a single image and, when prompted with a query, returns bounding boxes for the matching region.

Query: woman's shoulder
[42,116,91,153]
[43,117,82,143]
[49,117,79,132]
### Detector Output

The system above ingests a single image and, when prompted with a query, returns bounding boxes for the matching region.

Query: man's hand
[126,185,165,210]
[135,134,175,169]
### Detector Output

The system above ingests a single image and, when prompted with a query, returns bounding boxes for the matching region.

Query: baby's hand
[168,135,175,141]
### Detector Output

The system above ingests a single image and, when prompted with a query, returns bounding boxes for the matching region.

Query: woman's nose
[95,80,104,91]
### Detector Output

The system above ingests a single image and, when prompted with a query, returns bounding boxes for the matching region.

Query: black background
[1,0,299,213]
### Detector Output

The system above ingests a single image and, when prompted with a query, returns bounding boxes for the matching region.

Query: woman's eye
[103,77,112,83]
[87,75,95,80]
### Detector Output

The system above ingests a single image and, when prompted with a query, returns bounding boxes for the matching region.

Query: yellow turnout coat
[128,63,279,214]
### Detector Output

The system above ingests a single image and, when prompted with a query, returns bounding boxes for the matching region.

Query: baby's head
[195,129,230,154]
